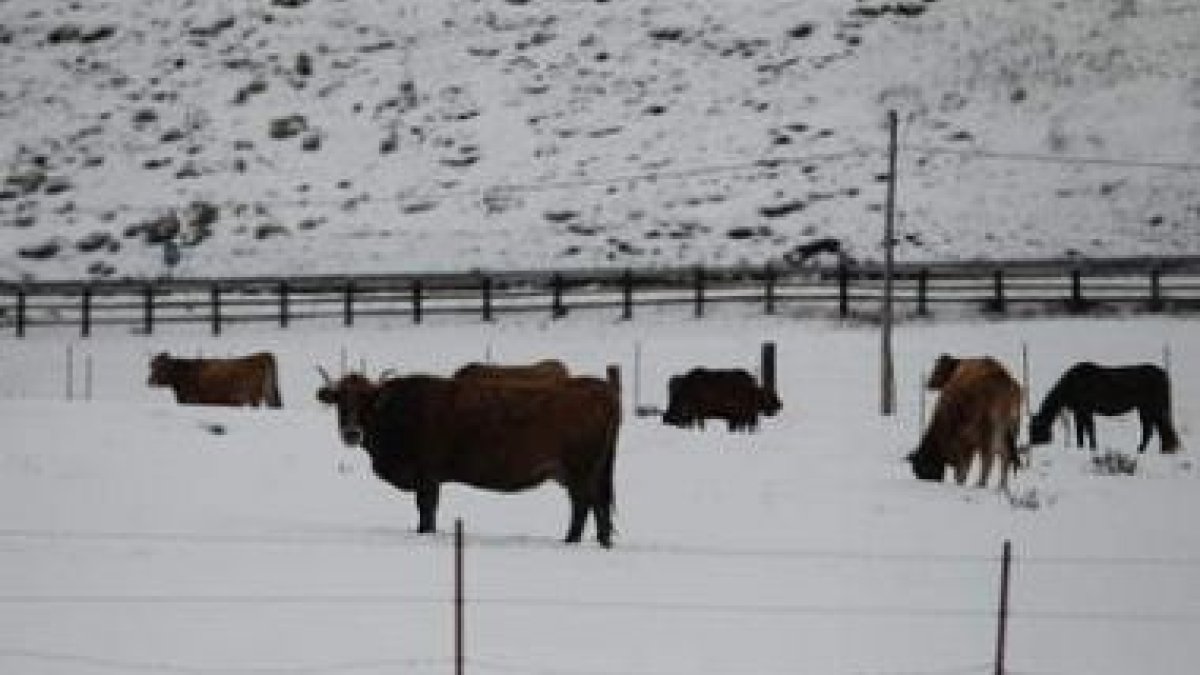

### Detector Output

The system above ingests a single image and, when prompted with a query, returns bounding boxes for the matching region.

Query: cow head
[1028,412,1053,446]
[148,352,175,386]
[925,354,961,390]
[758,387,782,417]
[316,368,379,447]
[906,446,945,482]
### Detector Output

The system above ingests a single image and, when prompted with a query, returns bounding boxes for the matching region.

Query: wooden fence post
[343,281,355,327]
[210,284,222,336]
[412,280,423,324]
[481,276,493,322]
[1149,268,1164,312]
[838,261,850,318]
[551,273,566,319]
[142,285,154,335]
[764,263,776,315]
[990,269,1006,314]
[917,268,929,317]
[994,540,1013,675]
[1069,269,1084,312]
[81,286,92,338]
[621,269,634,321]
[16,289,26,337]
[278,281,290,328]
[693,266,705,318]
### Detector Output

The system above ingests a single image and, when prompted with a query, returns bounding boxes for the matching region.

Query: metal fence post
[995,540,1013,675]
[455,519,465,675]
[693,266,705,318]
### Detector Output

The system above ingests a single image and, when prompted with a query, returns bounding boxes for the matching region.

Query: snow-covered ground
[2,309,1199,674]
[3,0,1199,279]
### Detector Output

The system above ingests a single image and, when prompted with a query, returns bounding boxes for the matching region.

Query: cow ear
[316,387,337,404]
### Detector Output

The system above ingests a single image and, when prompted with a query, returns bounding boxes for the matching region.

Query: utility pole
[881,110,898,416]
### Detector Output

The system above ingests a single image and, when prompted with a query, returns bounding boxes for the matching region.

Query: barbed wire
[0,648,447,674]
[3,526,1200,570]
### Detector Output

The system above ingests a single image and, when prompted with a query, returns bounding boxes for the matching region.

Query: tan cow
[149,352,282,408]
[909,355,1021,490]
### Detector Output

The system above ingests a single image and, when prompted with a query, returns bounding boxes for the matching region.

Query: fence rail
[3,256,1200,336]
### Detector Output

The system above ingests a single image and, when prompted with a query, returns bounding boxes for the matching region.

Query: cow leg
[1080,413,1097,451]
[593,502,613,548]
[1137,408,1154,454]
[564,492,588,544]
[952,456,970,485]
[976,445,994,488]
[415,484,440,534]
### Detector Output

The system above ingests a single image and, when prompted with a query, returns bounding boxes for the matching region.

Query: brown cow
[316,370,620,546]
[149,352,282,408]
[909,355,1021,490]
[453,359,569,383]
[662,368,781,432]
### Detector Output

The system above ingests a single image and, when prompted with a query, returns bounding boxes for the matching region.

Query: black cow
[662,368,781,432]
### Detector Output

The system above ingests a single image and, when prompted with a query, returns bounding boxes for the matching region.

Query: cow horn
[316,366,333,385]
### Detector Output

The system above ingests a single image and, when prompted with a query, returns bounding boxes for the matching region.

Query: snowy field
[2,308,1199,674]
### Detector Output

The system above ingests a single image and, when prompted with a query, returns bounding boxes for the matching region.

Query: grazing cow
[316,370,621,546]
[909,355,1021,490]
[453,359,569,383]
[149,352,282,408]
[662,368,781,432]
[1030,362,1179,454]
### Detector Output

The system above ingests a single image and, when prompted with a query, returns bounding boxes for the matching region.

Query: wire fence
[2,529,1199,674]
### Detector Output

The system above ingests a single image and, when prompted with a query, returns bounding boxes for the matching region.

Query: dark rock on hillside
[76,231,115,253]
[759,200,806,218]
[189,18,236,39]
[19,240,62,260]
[269,115,308,140]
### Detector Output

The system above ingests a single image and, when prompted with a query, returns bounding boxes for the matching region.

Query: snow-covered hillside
[2,312,1200,673]
[2,0,1198,280]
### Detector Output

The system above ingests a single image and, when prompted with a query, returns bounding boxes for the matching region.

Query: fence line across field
[3,256,1200,337]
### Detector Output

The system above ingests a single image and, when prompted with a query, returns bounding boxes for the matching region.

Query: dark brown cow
[316,370,621,546]
[149,352,282,407]
[662,368,781,432]
[909,355,1021,490]
[453,359,569,383]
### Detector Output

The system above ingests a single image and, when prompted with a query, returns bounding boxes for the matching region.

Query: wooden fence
[2,256,1199,337]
